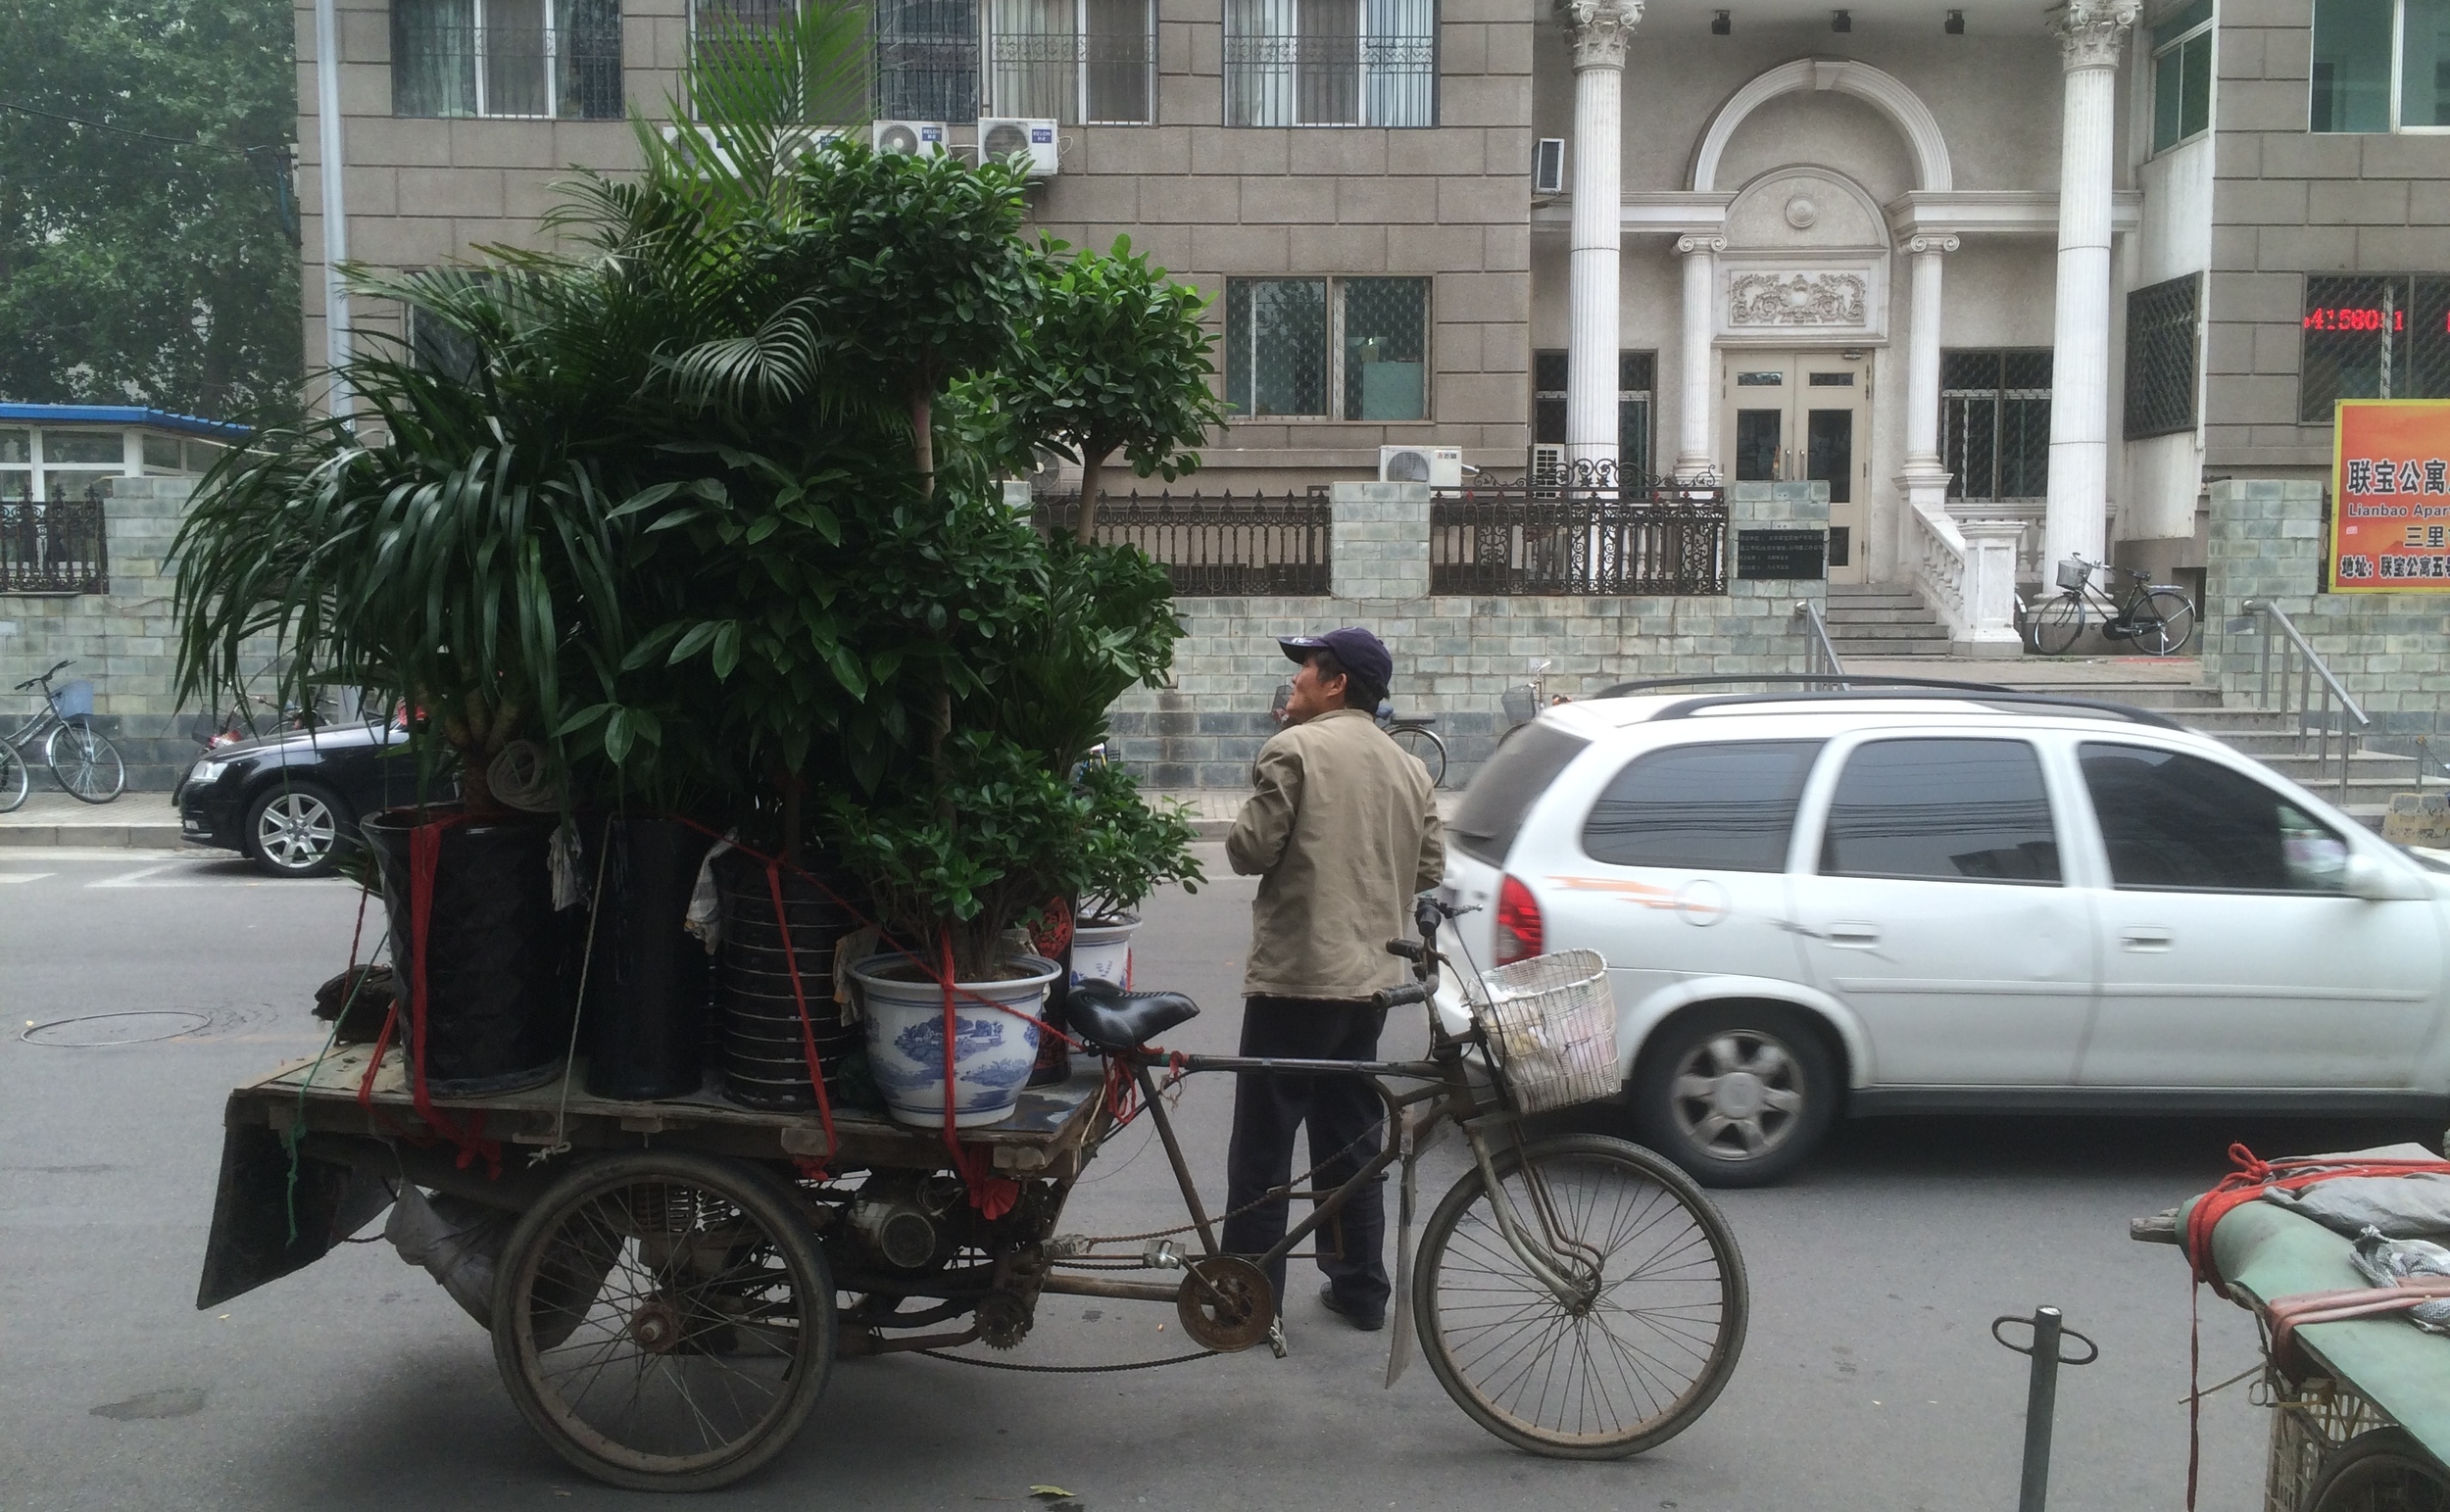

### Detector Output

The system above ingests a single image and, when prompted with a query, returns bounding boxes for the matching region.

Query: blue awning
[0,404,249,441]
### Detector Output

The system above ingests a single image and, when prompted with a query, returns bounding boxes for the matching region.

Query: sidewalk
[0,789,191,849]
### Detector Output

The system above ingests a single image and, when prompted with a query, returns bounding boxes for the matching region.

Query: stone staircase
[1843,654,2423,828]
[1823,582,1951,659]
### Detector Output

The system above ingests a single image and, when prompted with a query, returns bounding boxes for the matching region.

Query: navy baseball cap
[1279,626,1393,690]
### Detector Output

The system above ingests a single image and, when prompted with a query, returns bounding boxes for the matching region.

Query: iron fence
[1033,491,1332,595]
[1431,478,1729,596]
[1,500,108,594]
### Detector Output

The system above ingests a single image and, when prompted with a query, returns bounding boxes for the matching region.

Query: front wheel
[1391,724,1448,787]
[2134,588,2197,656]
[491,1152,836,1491]
[2027,593,2088,657]
[246,780,350,878]
[1414,1133,1748,1458]
[45,720,123,803]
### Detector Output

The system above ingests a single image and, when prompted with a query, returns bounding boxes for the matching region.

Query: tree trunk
[909,388,934,499]
[1070,446,1111,545]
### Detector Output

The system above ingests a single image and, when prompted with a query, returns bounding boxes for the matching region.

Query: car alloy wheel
[1668,1030,1807,1161]
[253,789,340,875]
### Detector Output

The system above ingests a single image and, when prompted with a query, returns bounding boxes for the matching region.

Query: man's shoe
[1319,1281,1386,1332]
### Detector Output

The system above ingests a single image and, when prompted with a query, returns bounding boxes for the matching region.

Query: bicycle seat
[1067,981,1200,1051]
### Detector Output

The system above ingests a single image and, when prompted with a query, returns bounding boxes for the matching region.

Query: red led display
[2302,307,2410,332]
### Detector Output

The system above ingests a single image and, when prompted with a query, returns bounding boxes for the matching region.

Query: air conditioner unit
[658,122,839,174]
[871,120,948,156]
[977,117,1060,176]
[1528,443,1567,492]
[1533,138,1566,195]
[1379,445,1462,488]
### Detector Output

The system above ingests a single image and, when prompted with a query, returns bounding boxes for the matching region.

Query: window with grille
[986,0,1153,122]
[2151,0,2214,152]
[2312,0,2450,129]
[2125,274,2200,438]
[876,0,981,120]
[1223,0,1437,127]
[1942,350,2052,502]
[395,0,622,118]
[1533,350,1654,474]
[1226,277,1430,420]
[2300,273,2450,419]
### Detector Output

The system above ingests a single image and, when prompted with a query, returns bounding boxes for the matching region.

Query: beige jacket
[1226,707,1446,1000]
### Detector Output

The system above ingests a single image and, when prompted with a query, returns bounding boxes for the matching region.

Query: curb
[0,820,193,848]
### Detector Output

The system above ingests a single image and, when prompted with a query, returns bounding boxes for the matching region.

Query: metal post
[2017,1307,2064,1512]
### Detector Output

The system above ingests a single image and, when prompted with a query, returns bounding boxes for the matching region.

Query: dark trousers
[1219,996,1390,1311]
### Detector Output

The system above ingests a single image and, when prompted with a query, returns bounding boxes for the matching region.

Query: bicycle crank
[1175,1256,1276,1352]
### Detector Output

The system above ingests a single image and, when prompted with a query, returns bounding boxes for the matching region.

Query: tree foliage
[0,0,300,420]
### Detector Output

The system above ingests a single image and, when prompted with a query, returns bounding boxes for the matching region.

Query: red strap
[763,858,838,1177]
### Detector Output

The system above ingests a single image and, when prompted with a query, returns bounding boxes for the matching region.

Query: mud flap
[196,1109,396,1310]
[1384,1104,1449,1389]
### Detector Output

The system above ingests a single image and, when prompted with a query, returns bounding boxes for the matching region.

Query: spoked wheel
[1413,1134,1748,1459]
[1391,724,1448,787]
[0,741,25,813]
[491,1152,836,1491]
[2134,588,2197,656]
[2308,1429,2450,1511]
[45,720,123,803]
[2027,593,2088,656]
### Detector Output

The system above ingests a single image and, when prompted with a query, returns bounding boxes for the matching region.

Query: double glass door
[1722,352,1871,584]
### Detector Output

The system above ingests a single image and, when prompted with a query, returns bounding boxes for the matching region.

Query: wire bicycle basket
[2055,556,2093,592]
[1472,950,1619,1113]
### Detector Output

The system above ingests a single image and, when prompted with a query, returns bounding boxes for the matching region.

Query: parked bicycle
[2024,555,2197,657]
[1272,680,1446,786]
[0,659,125,810]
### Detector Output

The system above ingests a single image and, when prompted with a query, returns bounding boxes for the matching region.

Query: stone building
[288,0,2450,664]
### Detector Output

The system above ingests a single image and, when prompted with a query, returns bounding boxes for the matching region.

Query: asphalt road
[1,843,2433,1512]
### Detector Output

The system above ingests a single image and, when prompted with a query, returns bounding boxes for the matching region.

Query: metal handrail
[2242,599,2372,805]
[1795,599,1848,688]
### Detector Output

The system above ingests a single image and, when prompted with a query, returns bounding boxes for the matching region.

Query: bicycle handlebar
[13,659,71,692]
[1373,983,1431,1010]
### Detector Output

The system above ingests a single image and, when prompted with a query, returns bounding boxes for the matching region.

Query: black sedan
[173,719,438,877]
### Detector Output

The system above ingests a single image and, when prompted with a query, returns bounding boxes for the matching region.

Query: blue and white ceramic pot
[1071,917,1139,990]
[850,952,1060,1128]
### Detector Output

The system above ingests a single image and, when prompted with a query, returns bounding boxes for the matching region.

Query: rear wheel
[2134,588,2196,656]
[491,1151,835,1492]
[2027,593,2088,657]
[1391,724,1448,787]
[2308,1429,2450,1511]
[1630,1003,1838,1188]
[0,741,25,813]
[1413,1134,1748,1458]
[45,720,123,803]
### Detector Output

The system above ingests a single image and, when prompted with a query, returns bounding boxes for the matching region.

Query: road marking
[85,860,353,888]
[0,872,53,883]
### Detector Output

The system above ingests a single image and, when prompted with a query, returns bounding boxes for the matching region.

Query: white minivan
[1438,686,2450,1186]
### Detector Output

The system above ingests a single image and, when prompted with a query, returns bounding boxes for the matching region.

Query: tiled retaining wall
[0,476,252,791]
[2205,478,2450,745]
[1107,480,1832,788]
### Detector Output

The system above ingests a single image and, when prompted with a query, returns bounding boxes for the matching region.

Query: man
[1222,626,1445,1333]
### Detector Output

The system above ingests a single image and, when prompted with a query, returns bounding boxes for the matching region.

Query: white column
[313,0,353,419]
[1674,234,1724,478]
[1560,0,1640,479]
[2043,0,2137,572]
[1901,235,1957,481]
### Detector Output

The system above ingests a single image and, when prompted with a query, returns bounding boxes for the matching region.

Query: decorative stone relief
[1784,196,1818,229]
[2046,0,2138,70]
[1675,233,1728,258]
[1905,233,1961,257]
[1729,271,1869,327]
[1558,0,1642,69]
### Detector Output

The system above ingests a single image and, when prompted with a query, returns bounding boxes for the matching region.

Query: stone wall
[1107,479,1832,788]
[0,475,241,791]
[2203,477,2450,744]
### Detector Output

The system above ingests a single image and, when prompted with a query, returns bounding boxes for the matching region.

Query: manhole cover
[22,1011,213,1047]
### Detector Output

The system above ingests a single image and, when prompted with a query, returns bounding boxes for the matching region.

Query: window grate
[986,0,1153,122]
[1224,0,1436,126]
[395,0,622,119]
[1227,277,1429,421]
[876,0,980,120]
[2125,273,2200,439]
[2295,273,2450,418]
[1531,349,1654,474]
[1942,349,2052,502]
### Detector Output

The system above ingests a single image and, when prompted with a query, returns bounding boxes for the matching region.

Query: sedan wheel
[248,784,347,878]
[1632,1004,1838,1188]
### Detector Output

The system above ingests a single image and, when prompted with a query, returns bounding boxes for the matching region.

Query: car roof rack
[1589,675,2185,732]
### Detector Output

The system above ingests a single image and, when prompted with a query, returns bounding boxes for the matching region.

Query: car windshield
[1449,721,1591,865]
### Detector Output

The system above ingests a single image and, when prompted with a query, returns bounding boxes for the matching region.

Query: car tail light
[1494,874,1543,965]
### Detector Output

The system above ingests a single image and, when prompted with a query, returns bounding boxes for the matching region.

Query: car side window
[2078,743,2350,893]
[1819,738,2062,884]
[1582,740,1825,871]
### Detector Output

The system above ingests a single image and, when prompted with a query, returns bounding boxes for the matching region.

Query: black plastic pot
[363,808,574,1096]
[581,816,717,1101]
[713,850,859,1109]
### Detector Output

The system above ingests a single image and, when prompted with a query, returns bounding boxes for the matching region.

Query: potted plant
[825,733,1093,1127]
[1070,762,1203,990]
